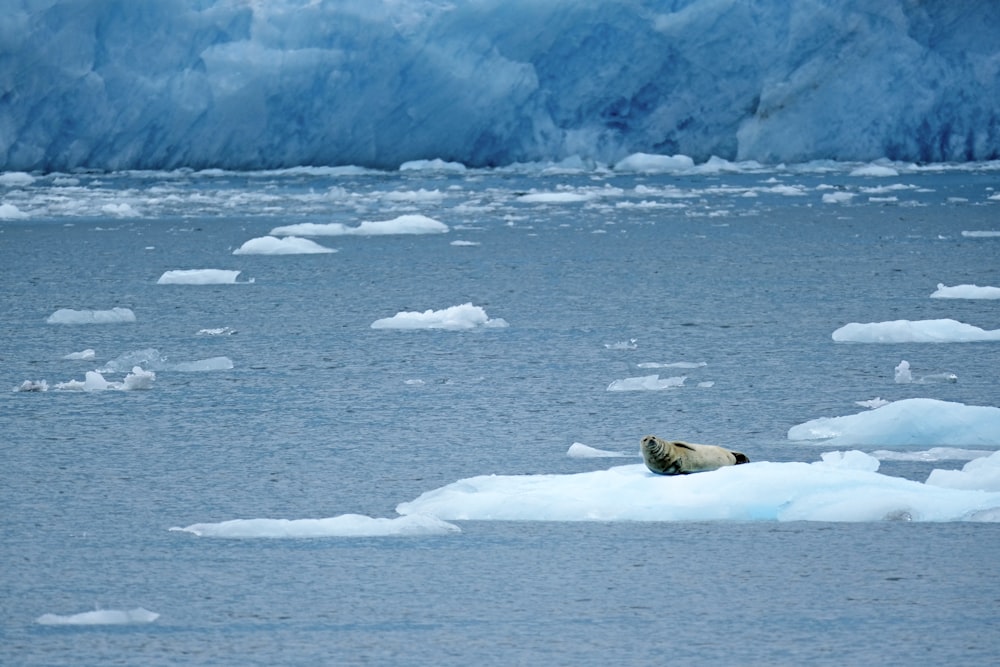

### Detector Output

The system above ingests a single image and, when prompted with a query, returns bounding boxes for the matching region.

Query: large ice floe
[3,1,998,171]
[271,214,448,236]
[832,319,1000,343]
[232,236,335,255]
[156,269,250,284]
[45,308,136,325]
[930,283,1000,299]
[370,303,508,330]
[173,399,1000,532]
[36,608,159,626]
[788,398,1000,447]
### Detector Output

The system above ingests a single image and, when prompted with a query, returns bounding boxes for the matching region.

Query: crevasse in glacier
[2,0,998,171]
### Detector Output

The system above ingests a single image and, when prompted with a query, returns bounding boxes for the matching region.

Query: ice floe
[170,513,460,538]
[270,214,448,236]
[371,303,508,330]
[787,398,1000,447]
[46,307,136,324]
[50,367,155,392]
[63,349,96,360]
[930,283,1000,299]
[100,348,232,373]
[36,608,159,625]
[832,318,1000,343]
[894,360,956,384]
[156,269,250,285]
[566,443,634,458]
[607,375,686,391]
[233,236,335,255]
[926,451,1000,491]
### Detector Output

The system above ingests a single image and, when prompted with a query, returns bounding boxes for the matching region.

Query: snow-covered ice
[170,514,460,538]
[788,398,1000,447]
[371,304,508,330]
[233,236,335,255]
[157,269,248,285]
[36,608,159,625]
[46,308,136,325]
[271,215,448,237]
[832,319,1000,343]
[607,375,686,391]
[930,283,1000,299]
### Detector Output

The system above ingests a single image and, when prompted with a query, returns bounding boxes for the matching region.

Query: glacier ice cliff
[2,0,999,172]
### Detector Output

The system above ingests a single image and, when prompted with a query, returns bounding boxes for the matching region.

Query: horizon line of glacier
[2,0,998,172]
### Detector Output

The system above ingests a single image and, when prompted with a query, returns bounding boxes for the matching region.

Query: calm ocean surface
[2,164,999,665]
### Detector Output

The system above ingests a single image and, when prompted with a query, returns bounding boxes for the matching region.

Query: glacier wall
[2,0,999,172]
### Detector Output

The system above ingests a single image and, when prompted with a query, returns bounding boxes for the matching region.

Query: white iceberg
[233,236,335,255]
[832,318,1000,343]
[170,513,459,538]
[63,349,96,360]
[566,443,634,458]
[788,399,1000,447]
[930,283,1000,299]
[371,303,508,330]
[613,153,695,172]
[54,367,155,392]
[271,214,448,237]
[926,451,1000,492]
[395,454,1000,522]
[607,375,686,391]
[46,307,135,324]
[156,269,248,285]
[36,607,159,625]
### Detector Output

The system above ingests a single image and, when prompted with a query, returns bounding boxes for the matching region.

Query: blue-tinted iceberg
[36,608,159,625]
[3,1,998,171]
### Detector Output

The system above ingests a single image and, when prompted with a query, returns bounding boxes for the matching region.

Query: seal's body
[640,435,749,475]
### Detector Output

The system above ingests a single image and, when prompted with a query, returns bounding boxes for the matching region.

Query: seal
[640,435,749,475]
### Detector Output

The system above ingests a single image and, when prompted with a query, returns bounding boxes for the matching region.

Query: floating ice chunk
[46,307,136,324]
[849,164,899,177]
[233,236,335,255]
[0,202,29,219]
[930,283,1000,299]
[382,188,446,202]
[696,381,715,388]
[872,448,995,462]
[517,191,594,204]
[197,327,237,336]
[815,450,881,472]
[894,360,913,383]
[37,607,159,626]
[170,513,460,538]
[101,202,139,217]
[122,366,155,390]
[821,191,854,204]
[637,361,706,369]
[450,240,480,246]
[613,153,694,172]
[605,339,637,350]
[395,459,1000,522]
[399,158,467,172]
[856,397,890,409]
[0,172,35,187]
[607,375,685,391]
[271,214,448,237]
[925,451,1000,491]
[14,380,48,392]
[788,398,1000,447]
[961,231,1000,238]
[567,443,633,458]
[63,349,96,360]
[157,269,248,285]
[832,318,1000,343]
[371,303,508,330]
[170,357,233,372]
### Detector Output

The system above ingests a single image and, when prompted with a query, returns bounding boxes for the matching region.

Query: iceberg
[787,399,1000,447]
[930,283,1000,299]
[607,375,686,391]
[270,215,448,237]
[36,608,160,626]
[232,236,335,255]
[832,319,1000,343]
[156,269,248,285]
[3,1,998,171]
[566,443,634,459]
[395,455,1000,522]
[46,308,136,325]
[371,303,508,330]
[170,514,460,538]
[926,451,1000,492]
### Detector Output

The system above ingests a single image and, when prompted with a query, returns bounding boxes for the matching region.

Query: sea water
[2,162,999,665]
